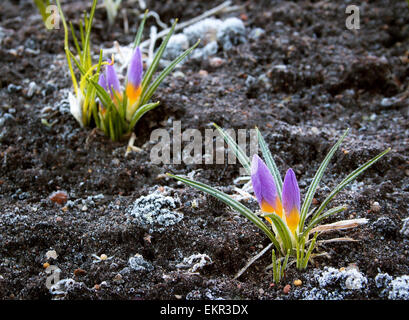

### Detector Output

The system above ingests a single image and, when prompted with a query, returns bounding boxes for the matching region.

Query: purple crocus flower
[126,47,143,120]
[251,155,301,234]
[282,168,301,233]
[98,60,121,99]
[251,155,283,218]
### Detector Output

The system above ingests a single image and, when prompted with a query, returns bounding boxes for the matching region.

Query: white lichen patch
[297,266,368,300]
[128,254,154,272]
[49,278,77,296]
[375,273,409,300]
[176,253,213,273]
[302,287,345,300]
[126,190,182,233]
[316,266,368,291]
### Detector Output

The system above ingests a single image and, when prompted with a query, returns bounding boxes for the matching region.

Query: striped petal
[251,155,283,218]
[282,168,300,233]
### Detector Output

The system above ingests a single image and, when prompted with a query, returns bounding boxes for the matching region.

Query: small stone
[81,205,88,212]
[294,279,302,286]
[113,274,122,281]
[173,71,185,79]
[370,201,381,213]
[283,284,291,294]
[74,268,87,276]
[209,57,225,68]
[26,81,38,98]
[49,191,68,205]
[198,70,208,77]
[46,250,58,260]
[310,127,319,135]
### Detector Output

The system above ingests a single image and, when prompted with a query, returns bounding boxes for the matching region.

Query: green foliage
[271,249,290,284]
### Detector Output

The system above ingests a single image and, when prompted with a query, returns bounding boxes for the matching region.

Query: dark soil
[0,0,408,300]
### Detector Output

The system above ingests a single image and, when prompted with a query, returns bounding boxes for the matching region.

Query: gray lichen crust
[126,190,182,233]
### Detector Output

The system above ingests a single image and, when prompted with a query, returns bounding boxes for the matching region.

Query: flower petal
[127,47,143,88]
[98,72,107,92]
[282,168,300,232]
[106,60,121,96]
[251,154,282,217]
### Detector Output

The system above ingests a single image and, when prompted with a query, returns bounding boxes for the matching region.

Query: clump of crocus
[169,125,390,277]
[58,0,199,141]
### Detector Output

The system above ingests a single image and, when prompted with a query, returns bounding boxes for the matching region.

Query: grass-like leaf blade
[256,127,283,198]
[213,123,251,175]
[311,148,391,221]
[141,39,200,105]
[299,129,349,231]
[168,173,281,251]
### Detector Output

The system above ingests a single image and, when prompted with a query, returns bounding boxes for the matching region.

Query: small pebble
[45,250,58,260]
[26,81,38,98]
[371,201,381,213]
[283,284,291,294]
[113,274,122,281]
[74,268,87,276]
[173,71,185,79]
[49,191,68,205]
[198,70,208,77]
[209,57,225,68]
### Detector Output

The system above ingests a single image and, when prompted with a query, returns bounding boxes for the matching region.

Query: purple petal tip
[282,168,300,214]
